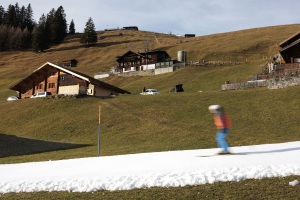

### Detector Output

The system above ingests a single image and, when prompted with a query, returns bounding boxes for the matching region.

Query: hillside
[1,24,300,98]
[1,24,300,76]
[1,24,300,198]
[0,23,300,160]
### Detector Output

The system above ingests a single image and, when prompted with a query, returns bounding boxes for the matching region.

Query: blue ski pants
[216,128,230,151]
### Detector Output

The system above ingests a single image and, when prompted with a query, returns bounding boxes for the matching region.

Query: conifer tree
[5,4,16,27]
[0,6,5,25]
[14,3,21,27]
[19,5,26,30]
[24,4,34,32]
[80,17,97,45]
[69,19,75,34]
[52,6,67,44]
[46,8,55,44]
[32,14,49,52]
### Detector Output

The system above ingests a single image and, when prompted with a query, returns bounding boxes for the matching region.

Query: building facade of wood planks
[10,62,130,99]
[114,50,172,73]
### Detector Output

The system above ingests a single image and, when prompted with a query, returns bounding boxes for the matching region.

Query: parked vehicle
[31,92,52,98]
[7,96,19,101]
[141,89,160,95]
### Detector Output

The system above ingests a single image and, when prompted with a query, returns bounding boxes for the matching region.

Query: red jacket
[214,113,231,129]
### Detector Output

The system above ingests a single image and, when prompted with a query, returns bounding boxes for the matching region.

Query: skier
[208,105,231,154]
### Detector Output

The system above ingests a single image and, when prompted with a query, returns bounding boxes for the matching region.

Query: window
[37,84,43,89]
[61,76,65,81]
[48,83,55,88]
[50,72,56,76]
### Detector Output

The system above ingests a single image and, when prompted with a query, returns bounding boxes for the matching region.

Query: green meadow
[0,24,300,199]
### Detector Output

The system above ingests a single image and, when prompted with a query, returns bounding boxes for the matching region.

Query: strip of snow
[0,141,300,193]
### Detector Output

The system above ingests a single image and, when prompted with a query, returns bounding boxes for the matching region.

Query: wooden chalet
[278,31,300,76]
[115,50,171,73]
[279,31,300,63]
[257,31,300,80]
[10,62,130,99]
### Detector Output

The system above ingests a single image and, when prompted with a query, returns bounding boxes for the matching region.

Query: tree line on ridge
[0,3,97,52]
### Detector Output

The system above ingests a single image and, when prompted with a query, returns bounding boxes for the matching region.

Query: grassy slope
[0,24,300,198]
[1,176,300,200]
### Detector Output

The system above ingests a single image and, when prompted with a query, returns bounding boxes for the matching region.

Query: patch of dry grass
[1,24,300,199]
[1,24,300,78]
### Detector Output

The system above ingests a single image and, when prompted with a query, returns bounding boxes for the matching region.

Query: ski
[199,153,246,157]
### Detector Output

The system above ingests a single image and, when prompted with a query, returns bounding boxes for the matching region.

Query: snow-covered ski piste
[0,141,300,193]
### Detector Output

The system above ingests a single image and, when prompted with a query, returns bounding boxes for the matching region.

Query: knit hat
[208,105,222,113]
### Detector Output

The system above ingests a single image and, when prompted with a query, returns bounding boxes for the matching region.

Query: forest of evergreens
[0,3,75,52]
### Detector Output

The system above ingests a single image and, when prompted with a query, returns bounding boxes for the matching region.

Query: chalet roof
[140,50,170,55]
[279,31,300,48]
[279,31,300,63]
[279,38,300,52]
[116,50,170,62]
[116,51,146,62]
[10,62,130,94]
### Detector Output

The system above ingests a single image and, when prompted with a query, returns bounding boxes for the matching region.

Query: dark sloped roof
[279,31,300,48]
[116,50,170,62]
[116,51,146,62]
[279,38,300,52]
[10,62,130,94]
